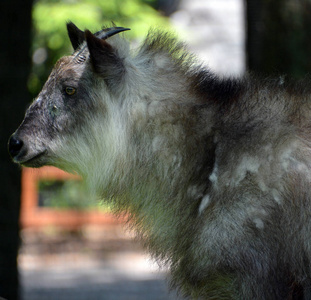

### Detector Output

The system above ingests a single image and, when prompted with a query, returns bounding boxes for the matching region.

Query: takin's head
[8,23,135,176]
[8,22,206,190]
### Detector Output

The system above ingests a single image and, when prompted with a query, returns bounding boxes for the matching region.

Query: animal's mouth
[16,150,48,168]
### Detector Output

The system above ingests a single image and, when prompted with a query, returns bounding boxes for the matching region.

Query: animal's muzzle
[8,133,48,168]
[8,134,24,159]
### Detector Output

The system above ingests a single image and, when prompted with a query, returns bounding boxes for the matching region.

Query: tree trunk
[245,0,311,78]
[0,1,33,299]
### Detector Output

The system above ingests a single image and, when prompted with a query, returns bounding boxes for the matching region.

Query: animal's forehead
[51,56,85,79]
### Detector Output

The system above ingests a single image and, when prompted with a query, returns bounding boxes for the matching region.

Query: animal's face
[9,57,95,169]
[8,23,130,174]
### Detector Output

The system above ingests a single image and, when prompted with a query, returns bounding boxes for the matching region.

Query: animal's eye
[65,87,76,96]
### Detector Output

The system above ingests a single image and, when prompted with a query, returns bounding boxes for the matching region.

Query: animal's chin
[16,150,49,168]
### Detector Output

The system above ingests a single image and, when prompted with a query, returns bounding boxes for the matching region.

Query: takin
[8,22,311,299]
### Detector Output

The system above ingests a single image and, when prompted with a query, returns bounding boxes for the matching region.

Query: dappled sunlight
[19,226,178,300]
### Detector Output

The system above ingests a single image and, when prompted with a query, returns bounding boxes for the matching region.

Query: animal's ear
[85,30,124,87]
[67,22,85,51]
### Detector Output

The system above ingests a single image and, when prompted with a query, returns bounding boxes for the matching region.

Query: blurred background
[1,0,311,299]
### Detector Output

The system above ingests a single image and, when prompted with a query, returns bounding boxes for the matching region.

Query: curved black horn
[96,27,130,40]
[72,26,130,62]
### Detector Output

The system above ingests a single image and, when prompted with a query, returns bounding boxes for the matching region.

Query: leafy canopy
[29,0,170,95]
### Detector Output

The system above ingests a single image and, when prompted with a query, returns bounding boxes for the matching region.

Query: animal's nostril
[8,136,24,158]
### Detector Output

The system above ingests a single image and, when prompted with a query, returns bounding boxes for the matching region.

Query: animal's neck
[106,104,215,260]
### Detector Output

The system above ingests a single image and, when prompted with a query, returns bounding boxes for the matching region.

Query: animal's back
[176,76,311,298]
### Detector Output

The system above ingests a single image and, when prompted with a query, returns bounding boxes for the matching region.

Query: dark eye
[65,87,76,95]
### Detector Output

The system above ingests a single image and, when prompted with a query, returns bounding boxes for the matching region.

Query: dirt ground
[19,225,181,300]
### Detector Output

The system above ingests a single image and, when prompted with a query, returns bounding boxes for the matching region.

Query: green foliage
[29,0,170,95]
[38,179,112,211]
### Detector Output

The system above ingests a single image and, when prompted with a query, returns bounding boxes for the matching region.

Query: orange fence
[20,166,121,229]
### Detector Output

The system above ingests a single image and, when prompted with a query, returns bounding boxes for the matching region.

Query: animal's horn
[72,26,130,62]
[96,27,131,40]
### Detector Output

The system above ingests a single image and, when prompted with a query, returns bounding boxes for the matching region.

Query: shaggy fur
[8,22,311,299]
